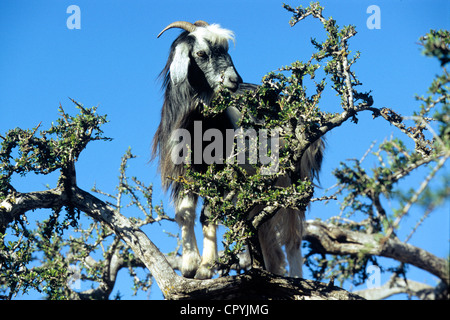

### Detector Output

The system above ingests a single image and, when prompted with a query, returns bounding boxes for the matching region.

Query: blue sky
[1,0,448,299]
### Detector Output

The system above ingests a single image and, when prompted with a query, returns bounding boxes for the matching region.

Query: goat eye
[196,51,207,58]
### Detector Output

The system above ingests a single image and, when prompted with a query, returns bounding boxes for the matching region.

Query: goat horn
[157,21,197,38]
[194,20,209,27]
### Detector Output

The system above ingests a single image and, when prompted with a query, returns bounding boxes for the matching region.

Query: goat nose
[222,68,241,91]
[227,76,239,91]
[229,71,242,83]
[229,75,238,84]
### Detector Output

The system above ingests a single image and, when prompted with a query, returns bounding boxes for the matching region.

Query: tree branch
[0,189,65,234]
[166,269,363,300]
[355,276,448,300]
[304,220,449,286]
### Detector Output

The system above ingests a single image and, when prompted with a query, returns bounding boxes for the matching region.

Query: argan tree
[1,3,448,300]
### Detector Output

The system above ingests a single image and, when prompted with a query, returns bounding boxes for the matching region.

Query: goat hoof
[181,252,201,278]
[194,265,214,280]
[182,269,197,278]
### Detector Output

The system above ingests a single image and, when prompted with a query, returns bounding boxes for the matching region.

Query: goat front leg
[195,205,218,279]
[176,195,201,278]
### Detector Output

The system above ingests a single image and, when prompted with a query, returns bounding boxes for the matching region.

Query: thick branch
[305,220,449,286]
[167,269,363,300]
[0,189,65,233]
[355,277,448,300]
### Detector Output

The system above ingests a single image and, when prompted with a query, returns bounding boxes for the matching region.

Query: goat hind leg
[286,239,303,278]
[284,208,304,278]
[259,220,286,275]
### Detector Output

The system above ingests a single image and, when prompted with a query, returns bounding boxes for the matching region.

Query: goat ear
[170,43,190,85]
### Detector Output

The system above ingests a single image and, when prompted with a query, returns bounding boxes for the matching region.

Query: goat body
[153,21,324,279]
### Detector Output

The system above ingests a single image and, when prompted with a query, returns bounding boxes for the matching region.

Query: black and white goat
[153,20,324,279]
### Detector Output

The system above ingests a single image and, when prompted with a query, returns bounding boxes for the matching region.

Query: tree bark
[355,277,448,300]
[167,268,363,300]
[304,220,449,286]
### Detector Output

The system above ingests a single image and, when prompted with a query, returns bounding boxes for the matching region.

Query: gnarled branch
[304,220,449,286]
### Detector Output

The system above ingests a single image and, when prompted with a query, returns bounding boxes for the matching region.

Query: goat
[153,20,324,279]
